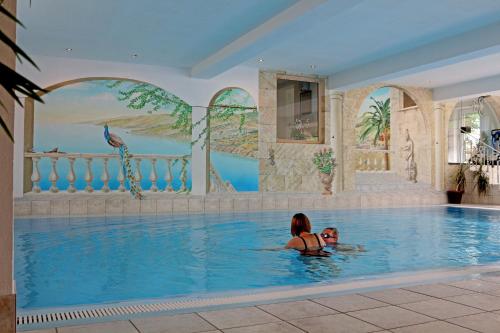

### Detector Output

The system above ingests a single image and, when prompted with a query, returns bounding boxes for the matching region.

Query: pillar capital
[329,90,344,100]
[432,102,446,111]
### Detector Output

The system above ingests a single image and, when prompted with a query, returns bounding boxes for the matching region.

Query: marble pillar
[330,90,344,193]
[434,102,445,191]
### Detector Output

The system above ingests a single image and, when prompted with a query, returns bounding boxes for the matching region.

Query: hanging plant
[107,82,257,148]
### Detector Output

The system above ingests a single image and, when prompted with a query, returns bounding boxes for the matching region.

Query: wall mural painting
[355,87,391,171]
[356,87,391,150]
[34,79,194,192]
[34,80,258,193]
[209,88,258,192]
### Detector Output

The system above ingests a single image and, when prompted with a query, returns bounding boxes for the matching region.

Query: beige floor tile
[57,320,138,333]
[312,294,388,312]
[23,329,57,333]
[391,320,476,333]
[257,300,337,320]
[403,284,475,298]
[222,321,303,333]
[485,288,500,297]
[289,313,380,333]
[446,293,500,311]
[198,307,280,329]
[347,306,434,330]
[131,313,216,333]
[447,312,500,333]
[479,273,500,284]
[399,299,483,319]
[446,279,500,293]
[360,288,434,305]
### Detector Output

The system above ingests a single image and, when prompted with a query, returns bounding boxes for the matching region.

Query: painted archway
[343,84,433,190]
[208,87,258,192]
[26,78,193,192]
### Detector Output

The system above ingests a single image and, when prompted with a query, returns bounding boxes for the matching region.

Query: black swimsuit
[299,234,331,257]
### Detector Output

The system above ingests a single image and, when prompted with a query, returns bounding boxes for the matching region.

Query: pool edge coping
[17,262,500,331]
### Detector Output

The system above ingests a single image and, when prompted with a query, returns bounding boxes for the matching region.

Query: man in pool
[321,227,339,245]
[321,227,366,252]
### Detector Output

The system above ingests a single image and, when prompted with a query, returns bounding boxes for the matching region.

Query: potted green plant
[472,164,489,196]
[447,163,467,204]
[312,147,336,195]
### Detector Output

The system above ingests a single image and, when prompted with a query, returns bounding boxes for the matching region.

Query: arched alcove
[25,78,192,192]
[344,84,432,191]
[447,97,500,164]
[208,87,258,192]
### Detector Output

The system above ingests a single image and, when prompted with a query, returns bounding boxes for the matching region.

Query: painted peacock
[104,124,143,199]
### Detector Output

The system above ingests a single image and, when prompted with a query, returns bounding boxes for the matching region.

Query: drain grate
[16,297,234,327]
[17,302,181,326]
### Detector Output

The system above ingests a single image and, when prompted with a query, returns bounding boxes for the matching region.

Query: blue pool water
[15,207,500,310]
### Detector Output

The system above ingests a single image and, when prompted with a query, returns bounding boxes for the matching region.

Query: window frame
[276,74,325,144]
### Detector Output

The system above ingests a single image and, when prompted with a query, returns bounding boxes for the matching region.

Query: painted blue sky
[35,80,186,124]
[358,87,390,116]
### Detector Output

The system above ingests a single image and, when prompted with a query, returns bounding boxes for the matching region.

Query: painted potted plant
[312,147,336,195]
[447,163,467,204]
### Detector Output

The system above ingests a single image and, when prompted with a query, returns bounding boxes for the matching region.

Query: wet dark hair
[290,213,311,236]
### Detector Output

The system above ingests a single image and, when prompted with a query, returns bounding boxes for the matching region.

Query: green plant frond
[0,62,45,106]
[0,30,39,69]
[0,112,14,141]
[0,5,23,27]
[357,97,390,145]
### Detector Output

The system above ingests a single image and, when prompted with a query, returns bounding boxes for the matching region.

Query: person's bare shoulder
[286,237,300,249]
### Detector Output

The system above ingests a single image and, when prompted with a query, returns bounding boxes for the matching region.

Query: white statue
[401,129,417,183]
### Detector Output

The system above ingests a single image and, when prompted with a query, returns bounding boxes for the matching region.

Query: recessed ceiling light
[131,53,139,58]
[64,48,72,52]
[257,58,264,63]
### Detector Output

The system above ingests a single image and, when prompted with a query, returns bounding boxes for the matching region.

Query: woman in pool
[286,213,331,257]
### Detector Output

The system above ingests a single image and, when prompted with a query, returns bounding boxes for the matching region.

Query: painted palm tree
[357,97,391,169]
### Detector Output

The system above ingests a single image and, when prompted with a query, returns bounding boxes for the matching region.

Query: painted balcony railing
[355,148,393,171]
[25,152,191,194]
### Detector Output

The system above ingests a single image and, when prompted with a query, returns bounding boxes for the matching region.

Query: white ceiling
[16,0,500,94]
[386,53,500,89]
[16,0,297,67]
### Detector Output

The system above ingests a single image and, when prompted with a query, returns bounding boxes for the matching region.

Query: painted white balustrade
[355,148,393,172]
[24,152,191,194]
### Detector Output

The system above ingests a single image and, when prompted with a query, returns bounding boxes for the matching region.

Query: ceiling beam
[191,0,363,79]
[328,20,500,90]
[433,73,500,101]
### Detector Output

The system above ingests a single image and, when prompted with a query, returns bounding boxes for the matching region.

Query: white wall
[14,55,259,196]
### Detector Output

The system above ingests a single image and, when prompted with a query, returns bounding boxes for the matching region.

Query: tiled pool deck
[25,274,500,333]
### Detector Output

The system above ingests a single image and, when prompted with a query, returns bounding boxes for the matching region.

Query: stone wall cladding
[14,191,447,218]
[259,71,330,193]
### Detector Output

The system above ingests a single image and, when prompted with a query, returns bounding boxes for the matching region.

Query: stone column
[0,1,17,332]
[434,102,445,191]
[330,90,344,193]
[191,106,209,195]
